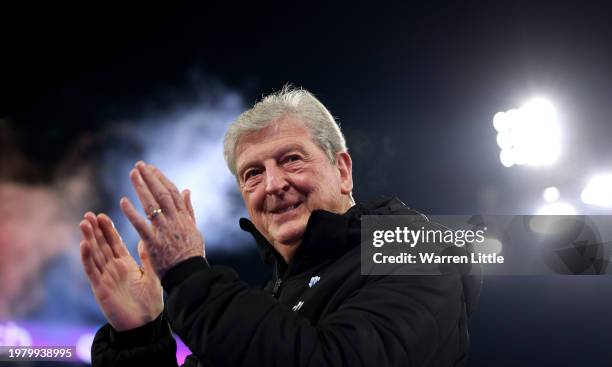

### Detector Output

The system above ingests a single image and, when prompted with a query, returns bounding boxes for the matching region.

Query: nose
[264,163,289,196]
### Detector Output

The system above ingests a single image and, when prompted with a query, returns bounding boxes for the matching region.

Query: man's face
[235,116,353,262]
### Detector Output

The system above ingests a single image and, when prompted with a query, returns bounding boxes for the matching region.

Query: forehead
[235,117,318,168]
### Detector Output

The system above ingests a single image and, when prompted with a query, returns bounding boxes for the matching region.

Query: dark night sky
[2,2,612,365]
[2,1,612,212]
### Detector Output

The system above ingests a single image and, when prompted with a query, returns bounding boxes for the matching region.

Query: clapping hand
[80,161,204,331]
[119,161,205,278]
[79,213,163,331]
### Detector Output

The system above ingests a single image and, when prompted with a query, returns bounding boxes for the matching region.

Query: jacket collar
[239,197,409,278]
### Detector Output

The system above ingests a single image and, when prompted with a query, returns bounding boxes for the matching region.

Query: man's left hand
[120,161,205,278]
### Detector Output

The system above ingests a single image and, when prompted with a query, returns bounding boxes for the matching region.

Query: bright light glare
[542,186,560,203]
[493,98,561,168]
[581,174,612,207]
[479,237,503,254]
[76,333,95,363]
[536,202,576,215]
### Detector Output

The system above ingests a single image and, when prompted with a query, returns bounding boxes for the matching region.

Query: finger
[130,167,169,223]
[80,216,107,270]
[84,212,115,264]
[97,213,129,258]
[79,218,106,274]
[120,197,154,243]
[135,162,177,218]
[182,189,196,223]
[80,240,101,284]
[138,241,157,279]
[152,165,186,213]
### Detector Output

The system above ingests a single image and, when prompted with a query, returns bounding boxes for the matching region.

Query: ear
[335,151,353,195]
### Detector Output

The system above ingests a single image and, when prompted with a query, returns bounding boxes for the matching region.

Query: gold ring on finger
[147,207,163,220]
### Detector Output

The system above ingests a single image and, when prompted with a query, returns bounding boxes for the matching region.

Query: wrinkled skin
[79,163,201,331]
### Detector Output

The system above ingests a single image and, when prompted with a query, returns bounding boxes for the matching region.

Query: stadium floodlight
[542,186,560,203]
[493,98,560,168]
[581,174,612,207]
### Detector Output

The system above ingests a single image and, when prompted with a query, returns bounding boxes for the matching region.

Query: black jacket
[91,197,481,367]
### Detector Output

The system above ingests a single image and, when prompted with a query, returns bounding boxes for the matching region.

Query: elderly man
[79,87,479,367]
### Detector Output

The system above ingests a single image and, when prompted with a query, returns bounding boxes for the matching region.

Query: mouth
[270,201,303,214]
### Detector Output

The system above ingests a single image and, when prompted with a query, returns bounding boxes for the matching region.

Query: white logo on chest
[308,276,321,288]
[292,301,304,312]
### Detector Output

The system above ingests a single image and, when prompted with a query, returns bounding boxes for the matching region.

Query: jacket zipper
[272,263,283,298]
[272,277,283,297]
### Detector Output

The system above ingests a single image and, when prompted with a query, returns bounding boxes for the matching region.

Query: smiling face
[235,115,353,263]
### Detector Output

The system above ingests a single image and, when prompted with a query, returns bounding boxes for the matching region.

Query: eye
[283,154,301,163]
[244,168,262,181]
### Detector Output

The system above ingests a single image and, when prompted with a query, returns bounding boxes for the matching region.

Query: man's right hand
[79,212,163,332]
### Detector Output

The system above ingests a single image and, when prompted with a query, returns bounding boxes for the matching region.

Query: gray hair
[223,85,348,178]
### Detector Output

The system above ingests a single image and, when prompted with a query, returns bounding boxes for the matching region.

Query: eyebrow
[237,144,308,178]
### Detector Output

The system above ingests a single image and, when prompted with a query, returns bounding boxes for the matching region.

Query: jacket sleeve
[162,256,465,367]
[91,312,184,367]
